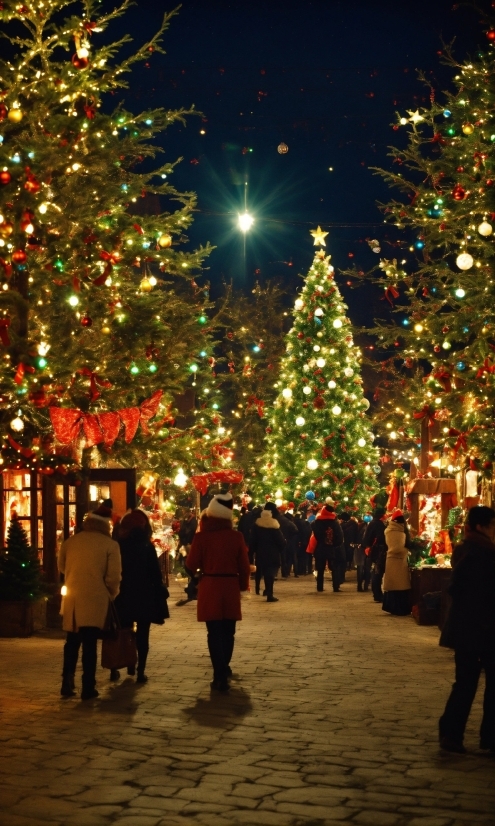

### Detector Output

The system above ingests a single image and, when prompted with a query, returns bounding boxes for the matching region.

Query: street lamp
[238,212,254,232]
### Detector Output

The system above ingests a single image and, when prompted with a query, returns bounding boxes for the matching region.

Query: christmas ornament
[487,29,495,40]
[102,326,111,335]
[344,367,354,378]
[72,54,89,69]
[313,396,325,410]
[0,171,11,185]
[362,398,370,410]
[407,109,424,125]
[368,239,381,253]
[452,184,466,200]
[10,415,24,432]
[81,314,93,327]
[456,253,474,270]
[434,344,441,353]
[307,458,318,470]
[478,221,493,236]
[277,142,289,154]
[7,108,23,123]
[0,220,14,236]
[310,226,329,247]
[305,491,316,500]
[0,103,8,120]
[158,233,172,248]
[12,250,27,264]
[140,277,152,292]
[462,122,474,135]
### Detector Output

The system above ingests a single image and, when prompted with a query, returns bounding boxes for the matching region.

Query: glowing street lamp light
[238,212,254,232]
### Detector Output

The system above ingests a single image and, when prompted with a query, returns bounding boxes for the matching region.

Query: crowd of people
[57,492,495,759]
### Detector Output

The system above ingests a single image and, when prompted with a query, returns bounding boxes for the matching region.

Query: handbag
[101,627,137,670]
[100,600,119,640]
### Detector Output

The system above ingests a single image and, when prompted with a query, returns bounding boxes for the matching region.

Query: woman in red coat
[186,493,251,692]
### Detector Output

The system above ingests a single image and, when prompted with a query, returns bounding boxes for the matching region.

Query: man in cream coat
[59,504,121,699]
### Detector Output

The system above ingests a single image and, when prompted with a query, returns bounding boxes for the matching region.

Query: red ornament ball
[313,396,325,410]
[442,326,449,334]
[0,170,11,185]
[297,332,304,339]
[163,477,171,485]
[12,249,27,264]
[265,427,272,433]
[434,345,441,353]
[72,54,89,69]
[456,166,465,172]
[487,29,495,41]
[81,314,93,328]
[487,179,494,187]
[0,103,7,121]
[452,184,466,201]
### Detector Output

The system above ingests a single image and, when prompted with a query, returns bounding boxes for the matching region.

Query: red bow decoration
[94,250,121,285]
[0,257,13,279]
[432,368,452,392]
[246,395,265,417]
[0,316,11,346]
[77,367,113,401]
[476,358,495,379]
[190,470,244,496]
[14,362,36,385]
[49,391,163,448]
[448,427,468,456]
[7,434,36,459]
[382,285,400,306]
[413,405,436,426]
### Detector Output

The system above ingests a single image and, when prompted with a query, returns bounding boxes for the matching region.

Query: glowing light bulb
[307,458,318,470]
[174,469,188,488]
[303,386,312,395]
[10,416,24,432]
[295,416,306,426]
[358,438,366,447]
[282,388,292,399]
[328,380,336,389]
[238,212,254,232]
[333,319,343,329]
[332,405,342,415]
[68,295,79,307]
[316,358,326,368]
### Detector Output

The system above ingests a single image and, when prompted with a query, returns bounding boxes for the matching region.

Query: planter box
[0,598,47,637]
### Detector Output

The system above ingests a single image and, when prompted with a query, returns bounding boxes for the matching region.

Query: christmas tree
[0,1,219,479]
[262,230,379,512]
[0,515,43,601]
[360,11,495,474]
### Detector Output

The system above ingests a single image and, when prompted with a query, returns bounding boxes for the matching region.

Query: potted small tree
[0,515,46,636]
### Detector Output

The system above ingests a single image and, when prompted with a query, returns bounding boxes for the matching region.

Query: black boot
[60,673,76,698]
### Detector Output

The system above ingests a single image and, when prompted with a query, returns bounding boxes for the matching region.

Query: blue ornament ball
[305,490,316,500]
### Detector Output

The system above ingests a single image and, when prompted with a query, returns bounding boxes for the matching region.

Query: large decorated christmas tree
[262,230,379,512]
[362,11,495,475]
[0,0,223,481]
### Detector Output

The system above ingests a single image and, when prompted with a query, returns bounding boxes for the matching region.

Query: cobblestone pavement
[1,572,494,826]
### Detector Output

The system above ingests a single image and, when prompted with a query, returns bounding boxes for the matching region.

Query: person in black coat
[295,512,313,575]
[340,512,359,572]
[361,507,387,602]
[438,505,495,754]
[308,501,345,592]
[237,502,262,563]
[269,503,298,578]
[112,509,169,683]
[249,506,286,602]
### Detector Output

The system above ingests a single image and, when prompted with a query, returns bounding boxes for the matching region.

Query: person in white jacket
[382,510,411,616]
[59,504,121,699]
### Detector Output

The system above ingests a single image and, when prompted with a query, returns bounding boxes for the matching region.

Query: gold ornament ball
[277,142,289,154]
[140,277,152,292]
[102,326,111,335]
[8,108,23,123]
[158,233,172,248]
[462,122,474,135]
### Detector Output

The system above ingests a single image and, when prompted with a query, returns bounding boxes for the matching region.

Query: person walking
[250,503,286,602]
[362,507,387,602]
[111,509,168,684]
[178,509,199,600]
[59,504,121,700]
[307,500,345,592]
[381,510,412,616]
[295,511,313,575]
[354,517,370,592]
[282,508,300,577]
[274,504,298,578]
[186,493,251,691]
[438,505,495,754]
[237,501,261,554]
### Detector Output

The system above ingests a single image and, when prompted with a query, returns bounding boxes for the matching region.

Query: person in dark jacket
[249,504,286,602]
[354,517,369,592]
[272,504,298,578]
[237,502,262,563]
[282,509,300,576]
[438,505,495,754]
[340,512,359,572]
[361,507,387,602]
[112,509,168,684]
[307,500,345,592]
[295,512,313,575]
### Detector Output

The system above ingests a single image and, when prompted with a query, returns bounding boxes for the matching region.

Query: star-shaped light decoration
[310,225,329,247]
[407,109,424,125]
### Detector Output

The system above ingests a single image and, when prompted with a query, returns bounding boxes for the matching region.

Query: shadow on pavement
[182,685,253,728]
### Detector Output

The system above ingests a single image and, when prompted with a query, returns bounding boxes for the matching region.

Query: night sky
[114,0,486,325]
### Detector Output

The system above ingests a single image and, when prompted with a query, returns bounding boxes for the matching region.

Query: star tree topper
[310,226,329,247]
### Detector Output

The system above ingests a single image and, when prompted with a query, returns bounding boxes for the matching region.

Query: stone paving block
[407,818,455,826]
[275,801,352,820]
[69,784,140,804]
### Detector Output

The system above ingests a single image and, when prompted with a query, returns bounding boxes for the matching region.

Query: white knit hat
[207,492,234,520]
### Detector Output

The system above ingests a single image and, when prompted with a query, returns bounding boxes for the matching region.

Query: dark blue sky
[115,0,486,323]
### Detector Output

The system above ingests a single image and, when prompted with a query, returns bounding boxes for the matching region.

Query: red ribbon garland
[0,317,11,346]
[190,470,244,496]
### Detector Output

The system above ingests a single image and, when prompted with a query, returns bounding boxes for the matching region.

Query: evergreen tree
[360,10,495,474]
[0,1,219,479]
[262,236,379,512]
[0,515,42,601]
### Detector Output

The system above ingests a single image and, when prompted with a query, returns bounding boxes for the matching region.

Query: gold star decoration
[407,109,424,125]
[310,225,329,247]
